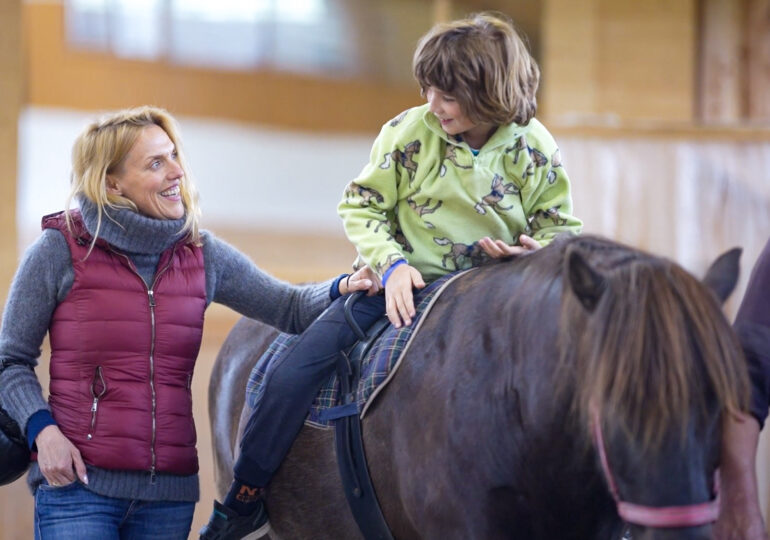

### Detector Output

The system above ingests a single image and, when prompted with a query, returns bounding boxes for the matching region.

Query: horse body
[210,235,747,540]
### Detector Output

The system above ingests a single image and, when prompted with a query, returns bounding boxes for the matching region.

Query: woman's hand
[339,265,380,296]
[36,425,88,487]
[384,264,425,328]
[714,412,769,540]
[479,234,540,258]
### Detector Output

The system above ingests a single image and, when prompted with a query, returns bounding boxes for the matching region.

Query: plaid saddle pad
[245,272,457,428]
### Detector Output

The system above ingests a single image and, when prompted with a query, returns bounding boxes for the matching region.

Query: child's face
[425,87,474,137]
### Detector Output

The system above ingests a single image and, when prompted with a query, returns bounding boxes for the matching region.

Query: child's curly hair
[413,12,540,126]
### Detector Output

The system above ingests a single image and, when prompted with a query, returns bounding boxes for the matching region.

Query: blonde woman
[0,106,374,539]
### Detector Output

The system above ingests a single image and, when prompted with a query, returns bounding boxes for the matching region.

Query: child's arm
[518,141,583,246]
[338,119,414,281]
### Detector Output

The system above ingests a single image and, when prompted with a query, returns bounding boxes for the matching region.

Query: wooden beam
[699,0,746,122]
[0,2,25,535]
[746,0,770,121]
[0,0,21,304]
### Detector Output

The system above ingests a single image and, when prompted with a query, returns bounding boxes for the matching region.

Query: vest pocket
[87,366,107,440]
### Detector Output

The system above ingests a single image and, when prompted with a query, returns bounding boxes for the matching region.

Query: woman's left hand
[339,265,381,296]
[713,412,769,540]
[479,234,540,258]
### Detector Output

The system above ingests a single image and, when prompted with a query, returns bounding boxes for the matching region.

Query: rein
[590,406,721,528]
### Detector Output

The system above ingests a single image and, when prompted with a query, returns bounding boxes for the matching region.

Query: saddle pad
[245,271,468,428]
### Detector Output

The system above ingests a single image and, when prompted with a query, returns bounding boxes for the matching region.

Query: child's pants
[233,293,387,487]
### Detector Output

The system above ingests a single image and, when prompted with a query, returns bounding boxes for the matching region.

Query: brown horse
[209,235,748,540]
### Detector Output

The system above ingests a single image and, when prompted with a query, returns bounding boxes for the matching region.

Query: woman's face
[107,124,185,220]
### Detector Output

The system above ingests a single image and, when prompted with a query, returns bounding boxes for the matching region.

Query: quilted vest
[43,210,206,476]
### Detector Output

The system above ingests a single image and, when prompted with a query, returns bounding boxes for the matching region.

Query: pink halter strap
[591,406,720,528]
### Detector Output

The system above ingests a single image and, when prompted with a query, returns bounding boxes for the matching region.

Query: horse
[209,234,748,540]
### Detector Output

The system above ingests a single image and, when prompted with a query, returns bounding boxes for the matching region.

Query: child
[201,12,582,539]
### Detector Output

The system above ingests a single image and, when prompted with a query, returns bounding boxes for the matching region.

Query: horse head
[562,238,748,540]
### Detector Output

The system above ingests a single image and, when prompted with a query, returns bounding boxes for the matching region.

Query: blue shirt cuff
[330,273,349,300]
[26,409,56,451]
[382,259,407,288]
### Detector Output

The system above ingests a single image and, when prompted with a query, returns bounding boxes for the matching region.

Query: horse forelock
[554,236,748,452]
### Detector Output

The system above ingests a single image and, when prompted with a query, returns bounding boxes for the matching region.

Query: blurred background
[0,0,769,538]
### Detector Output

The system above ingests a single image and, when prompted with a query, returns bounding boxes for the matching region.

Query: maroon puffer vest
[44,210,206,475]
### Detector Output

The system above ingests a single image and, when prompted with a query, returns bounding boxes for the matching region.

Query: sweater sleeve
[0,229,74,439]
[734,237,770,428]
[201,231,334,334]
[337,119,410,276]
[515,124,582,246]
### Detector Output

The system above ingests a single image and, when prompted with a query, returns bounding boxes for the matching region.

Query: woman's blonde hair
[413,12,540,126]
[66,106,201,243]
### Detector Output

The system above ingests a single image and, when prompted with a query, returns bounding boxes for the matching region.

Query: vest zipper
[109,246,177,483]
[147,250,177,484]
[87,366,106,440]
[147,288,157,483]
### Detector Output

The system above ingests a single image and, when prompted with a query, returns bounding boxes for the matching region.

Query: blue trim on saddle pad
[245,273,455,428]
[318,402,359,422]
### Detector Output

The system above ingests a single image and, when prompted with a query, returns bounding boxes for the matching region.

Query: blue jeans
[34,481,194,540]
[234,293,386,487]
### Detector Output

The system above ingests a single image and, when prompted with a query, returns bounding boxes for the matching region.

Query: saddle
[246,273,457,427]
[326,272,468,540]
[245,271,468,539]
[328,293,393,540]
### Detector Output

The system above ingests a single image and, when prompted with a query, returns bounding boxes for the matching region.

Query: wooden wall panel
[541,0,599,120]
[596,0,696,122]
[542,0,697,124]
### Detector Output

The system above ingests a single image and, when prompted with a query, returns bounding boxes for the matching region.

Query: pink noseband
[591,407,720,528]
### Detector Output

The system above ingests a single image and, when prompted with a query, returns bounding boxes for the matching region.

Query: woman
[716,236,770,540]
[0,106,375,539]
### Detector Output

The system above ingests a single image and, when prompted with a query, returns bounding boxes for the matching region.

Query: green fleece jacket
[338,104,583,282]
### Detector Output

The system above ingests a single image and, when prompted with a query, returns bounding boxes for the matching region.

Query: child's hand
[384,264,425,328]
[340,266,381,296]
[479,234,540,258]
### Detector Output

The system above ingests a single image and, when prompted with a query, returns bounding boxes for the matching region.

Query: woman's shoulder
[198,230,250,268]
[198,229,223,256]
[14,228,72,284]
[30,228,70,258]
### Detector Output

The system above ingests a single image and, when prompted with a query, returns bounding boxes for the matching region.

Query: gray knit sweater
[0,200,334,501]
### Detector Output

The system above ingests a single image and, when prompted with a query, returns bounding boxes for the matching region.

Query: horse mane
[524,235,749,450]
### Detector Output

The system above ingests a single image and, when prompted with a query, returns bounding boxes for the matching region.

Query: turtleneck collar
[78,197,188,255]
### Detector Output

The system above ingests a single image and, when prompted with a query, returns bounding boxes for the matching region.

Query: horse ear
[567,250,607,312]
[702,247,742,304]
